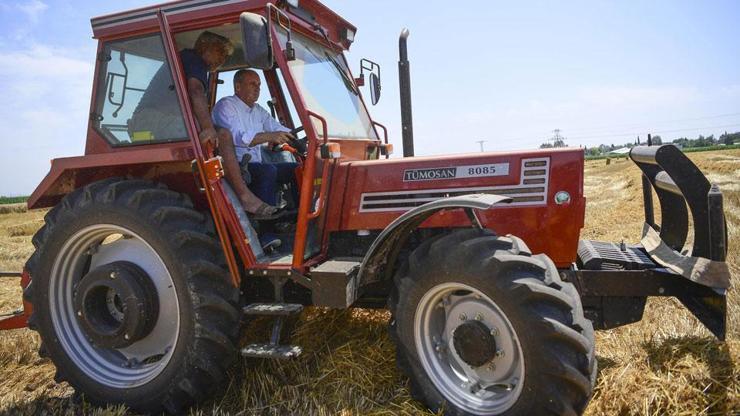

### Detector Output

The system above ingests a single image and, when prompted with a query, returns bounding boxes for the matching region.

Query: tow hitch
[0,270,31,330]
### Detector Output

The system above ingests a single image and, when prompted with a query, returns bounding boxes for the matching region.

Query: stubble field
[0,149,738,415]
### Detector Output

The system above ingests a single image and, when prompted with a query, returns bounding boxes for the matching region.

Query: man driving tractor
[213,69,299,221]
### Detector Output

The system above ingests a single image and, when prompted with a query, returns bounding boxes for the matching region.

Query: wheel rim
[49,224,180,388]
[414,282,525,415]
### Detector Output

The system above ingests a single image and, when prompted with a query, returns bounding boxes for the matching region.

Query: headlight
[342,27,356,44]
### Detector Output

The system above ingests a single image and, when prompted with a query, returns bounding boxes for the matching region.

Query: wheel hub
[452,320,497,367]
[74,261,159,349]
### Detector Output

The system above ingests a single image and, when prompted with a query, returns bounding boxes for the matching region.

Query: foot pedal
[243,303,303,316]
[241,343,302,359]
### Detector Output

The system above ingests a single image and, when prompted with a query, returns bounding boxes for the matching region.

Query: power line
[496,122,740,147]
[567,122,740,141]
[545,129,567,147]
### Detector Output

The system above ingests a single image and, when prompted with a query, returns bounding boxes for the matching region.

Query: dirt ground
[0,149,737,415]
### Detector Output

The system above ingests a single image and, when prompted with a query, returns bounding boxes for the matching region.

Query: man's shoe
[274,221,296,234]
[250,202,289,221]
[260,233,282,253]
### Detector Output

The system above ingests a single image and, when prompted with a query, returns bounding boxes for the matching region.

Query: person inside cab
[131,31,281,220]
[213,69,299,226]
[131,31,231,146]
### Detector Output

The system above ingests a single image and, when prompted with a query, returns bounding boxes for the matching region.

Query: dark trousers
[247,162,299,206]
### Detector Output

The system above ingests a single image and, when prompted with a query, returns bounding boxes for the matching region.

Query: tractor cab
[82,0,388,271]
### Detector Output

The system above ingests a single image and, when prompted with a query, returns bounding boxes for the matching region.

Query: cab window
[92,34,187,146]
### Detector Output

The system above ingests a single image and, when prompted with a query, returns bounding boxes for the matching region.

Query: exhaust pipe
[398,28,414,157]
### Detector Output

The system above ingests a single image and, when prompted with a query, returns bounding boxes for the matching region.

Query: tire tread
[389,228,596,415]
[24,178,238,414]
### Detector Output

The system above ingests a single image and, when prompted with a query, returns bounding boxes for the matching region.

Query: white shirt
[212,95,290,163]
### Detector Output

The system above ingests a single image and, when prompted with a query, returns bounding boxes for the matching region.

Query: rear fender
[357,194,512,286]
[28,146,196,209]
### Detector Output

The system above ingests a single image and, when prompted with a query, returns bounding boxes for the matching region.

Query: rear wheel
[24,179,239,413]
[390,229,595,415]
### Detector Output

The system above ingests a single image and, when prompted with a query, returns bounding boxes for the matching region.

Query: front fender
[357,193,512,286]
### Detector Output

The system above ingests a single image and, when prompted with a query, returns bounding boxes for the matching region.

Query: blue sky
[1,0,739,196]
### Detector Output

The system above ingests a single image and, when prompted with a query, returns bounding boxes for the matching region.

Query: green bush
[0,196,29,205]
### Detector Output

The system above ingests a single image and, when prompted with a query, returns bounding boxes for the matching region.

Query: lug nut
[488,363,496,371]
[496,349,505,358]
[110,271,117,279]
[77,311,82,317]
[459,313,467,321]
[124,334,130,340]
[490,327,499,336]
[475,313,483,321]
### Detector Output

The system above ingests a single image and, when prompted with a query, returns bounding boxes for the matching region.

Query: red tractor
[0,1,730,414]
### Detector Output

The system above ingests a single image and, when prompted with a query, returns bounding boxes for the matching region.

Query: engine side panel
[327,148,585,267]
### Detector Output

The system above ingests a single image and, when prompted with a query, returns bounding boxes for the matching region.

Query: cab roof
[91,0,356,48]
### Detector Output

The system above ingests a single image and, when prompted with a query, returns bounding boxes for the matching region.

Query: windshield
[277,30,378,140]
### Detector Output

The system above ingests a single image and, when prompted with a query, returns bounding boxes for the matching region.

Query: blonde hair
[194,31,234,56]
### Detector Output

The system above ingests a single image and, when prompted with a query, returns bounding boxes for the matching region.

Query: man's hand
[253,131,294,147]
[199,127,219,148]
[269,132,294,145]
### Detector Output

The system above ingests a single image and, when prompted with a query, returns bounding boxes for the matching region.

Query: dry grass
[0,149,737,415]
[0,204,28,215]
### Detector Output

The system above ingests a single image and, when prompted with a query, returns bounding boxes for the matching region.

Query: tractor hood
[326,147,586,268]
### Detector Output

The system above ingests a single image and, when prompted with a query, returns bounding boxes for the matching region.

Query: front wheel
[390,229,596,415]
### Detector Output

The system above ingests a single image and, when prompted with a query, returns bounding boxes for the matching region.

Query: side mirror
[358,58,381,105]
[369,72,381,105]
[240,12,273,70]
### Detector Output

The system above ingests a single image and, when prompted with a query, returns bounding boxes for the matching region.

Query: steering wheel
[289,126,308,154]
[272,126,308,156]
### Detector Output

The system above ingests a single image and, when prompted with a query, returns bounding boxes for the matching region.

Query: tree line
[540,131,740,157]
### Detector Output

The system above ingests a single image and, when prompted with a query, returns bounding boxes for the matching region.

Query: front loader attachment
[630,144,728,264]
[570,144,730,340]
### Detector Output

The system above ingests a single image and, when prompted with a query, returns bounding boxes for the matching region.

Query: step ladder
[241,277,303,359]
